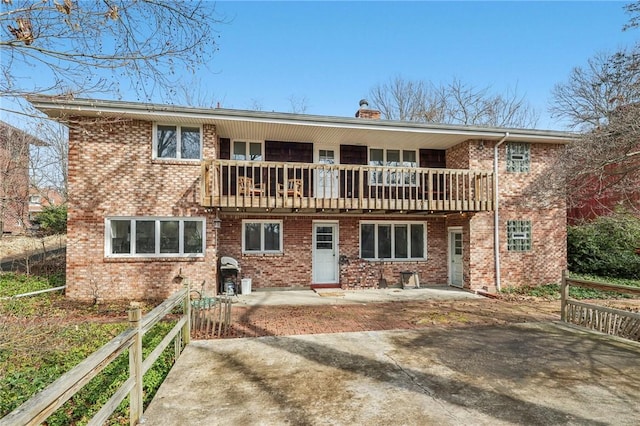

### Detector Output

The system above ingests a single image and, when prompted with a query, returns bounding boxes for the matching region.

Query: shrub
[32,204,67,235]
[567,211,640,279]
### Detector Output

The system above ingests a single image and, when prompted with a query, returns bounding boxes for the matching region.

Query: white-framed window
[105,217,205,257]
[507,220,532,252]
[369,148,417,185]
[29,195,41,205]
[360,221,426,260]
[154,124,202,160]
[506,142,530,173]
[242,219,282,253]
[233,141,263,161]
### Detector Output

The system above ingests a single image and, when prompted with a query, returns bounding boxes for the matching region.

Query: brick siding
[64,116,566,300]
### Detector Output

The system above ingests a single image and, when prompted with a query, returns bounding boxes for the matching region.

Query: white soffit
[28,97,575,149]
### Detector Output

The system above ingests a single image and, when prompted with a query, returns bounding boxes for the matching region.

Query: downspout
[493,132,509,293]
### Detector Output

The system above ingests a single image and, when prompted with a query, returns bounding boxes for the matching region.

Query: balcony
[201,160,494,213]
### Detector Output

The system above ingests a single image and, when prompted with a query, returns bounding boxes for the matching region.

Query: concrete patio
[144,316,640,425]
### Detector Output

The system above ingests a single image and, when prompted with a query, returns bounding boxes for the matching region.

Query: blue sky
[199,1,638,130]
[3,1,638,131]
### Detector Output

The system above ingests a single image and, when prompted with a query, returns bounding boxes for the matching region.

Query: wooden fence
[561,270,640,342]
[190,295,233,338]
[0,285,192,426]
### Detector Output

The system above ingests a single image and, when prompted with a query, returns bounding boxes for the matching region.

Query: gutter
[493,132,509,293]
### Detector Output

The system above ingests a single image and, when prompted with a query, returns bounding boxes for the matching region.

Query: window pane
[378,225,392,259]
[233,141,247,160]
[387,150,400,166]
[181,127,201,159]
[249,143,262,161]
[135,220,155,254]
[264,223,280,251]
[244,222,261,251]
[111,220,130,254]
[157,125,177,158]
[394,225,408,258]
[184,221,203,254]
[160,220,179,253]
[369,149,383,166]
[402,150,417,167]
[410,224,424,258]
[361,224,375,259]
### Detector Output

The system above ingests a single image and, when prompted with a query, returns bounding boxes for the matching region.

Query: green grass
[501,273,640,300]
[0,272,180,425]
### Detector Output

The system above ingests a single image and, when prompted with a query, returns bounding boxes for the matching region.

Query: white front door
[315,148,339,199]
[448,228,463,287]
[313,222,339,283]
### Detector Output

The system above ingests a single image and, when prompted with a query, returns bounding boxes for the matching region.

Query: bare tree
[550,49,640,130]
[565,104,640,214]
[1,0,223,113]
[29,120,68,201]
[287,95,309,114]
[367,76,539,128]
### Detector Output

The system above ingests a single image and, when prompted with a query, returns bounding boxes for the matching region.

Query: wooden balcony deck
[201,160,494,213]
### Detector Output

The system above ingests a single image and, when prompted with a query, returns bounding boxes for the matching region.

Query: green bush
[32,204,67,235]
[567,211,640,279]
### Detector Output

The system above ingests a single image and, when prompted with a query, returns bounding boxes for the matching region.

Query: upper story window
[154,124,202,160]
[29,195,41,205]
[360,221,426,261]
[369,149,417,185]
[233,141,263,161]
[106,217,205,257]
[507,220,532,252]
[506,142,530,173]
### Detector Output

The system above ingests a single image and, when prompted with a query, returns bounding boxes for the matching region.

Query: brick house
[30,97,572,301]
[0,121,45,235]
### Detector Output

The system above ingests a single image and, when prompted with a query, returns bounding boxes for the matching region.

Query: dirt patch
[222,298,561,339]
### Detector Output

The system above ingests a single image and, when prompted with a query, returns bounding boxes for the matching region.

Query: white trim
[152,123,203,160]
[104,216,206,258]
[241,219,284,254]
[359,220,427,261]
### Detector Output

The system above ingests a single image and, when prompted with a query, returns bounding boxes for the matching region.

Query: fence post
[561,269,569,322]
[128,302,143,426]
[183,282,191,346]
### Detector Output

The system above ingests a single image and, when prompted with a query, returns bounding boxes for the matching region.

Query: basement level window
[242,220,282,254]
[360,221,426,260]
[506,142,530,173]
[507,220,532,252]
[105,217,205,257]
[153,124,202,160]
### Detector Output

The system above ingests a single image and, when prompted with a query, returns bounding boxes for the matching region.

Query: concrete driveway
[144,322,640,425]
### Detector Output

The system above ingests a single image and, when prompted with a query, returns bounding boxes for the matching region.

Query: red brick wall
[65,115,566,300]
[446,140,567,291]
[217,215,448,290]
[65,118,218,300]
